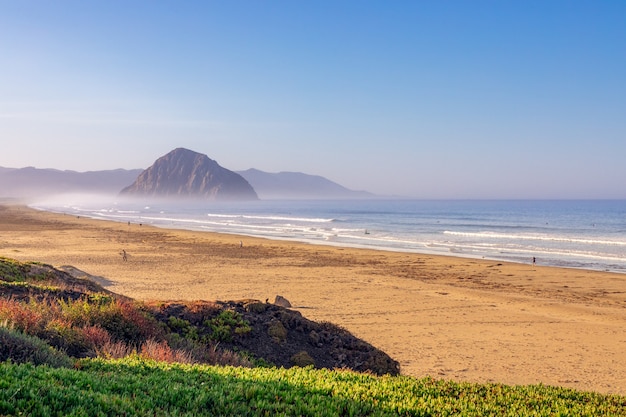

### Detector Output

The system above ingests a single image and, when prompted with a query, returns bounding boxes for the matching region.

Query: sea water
[32,198,626,273]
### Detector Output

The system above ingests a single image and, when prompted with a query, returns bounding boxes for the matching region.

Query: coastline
[1,204,625,394]
[31,198,626,275]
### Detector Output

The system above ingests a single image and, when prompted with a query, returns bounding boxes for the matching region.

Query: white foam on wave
[207,213,335,223]
[206,213,240,219]
[444,230,626,247]
[331,227,368,234]
[423,238,626,265]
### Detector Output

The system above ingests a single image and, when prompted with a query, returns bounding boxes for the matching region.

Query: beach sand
[1,204,625,394]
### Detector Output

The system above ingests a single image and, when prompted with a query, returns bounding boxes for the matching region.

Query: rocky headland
[120,148,258,201]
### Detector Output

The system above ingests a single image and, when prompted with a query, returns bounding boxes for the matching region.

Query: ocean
[32,197,626,274]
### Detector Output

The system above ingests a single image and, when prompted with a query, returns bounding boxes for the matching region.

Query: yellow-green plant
[205,310,251,342]
[1,358,625,416]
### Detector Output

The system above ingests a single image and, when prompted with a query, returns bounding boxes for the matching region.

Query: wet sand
[1,204,625,394]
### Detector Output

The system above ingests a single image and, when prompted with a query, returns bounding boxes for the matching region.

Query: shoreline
[1,204,625,394]
[32,201,626,276]
[36,203,533,270]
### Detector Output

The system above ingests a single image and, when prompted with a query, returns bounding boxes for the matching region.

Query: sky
[1,1,625,199]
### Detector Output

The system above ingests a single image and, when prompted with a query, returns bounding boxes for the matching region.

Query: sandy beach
[1,203,624,395]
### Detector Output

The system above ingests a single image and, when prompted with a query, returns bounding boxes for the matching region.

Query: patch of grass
[0,257,55,283]
[0,256,30,282]
[0,358,624,416]
[0,280,61,292]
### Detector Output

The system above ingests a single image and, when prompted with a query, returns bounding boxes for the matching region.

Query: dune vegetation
[1,256,625,416]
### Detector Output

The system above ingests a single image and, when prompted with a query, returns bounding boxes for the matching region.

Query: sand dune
[1,204,624,394]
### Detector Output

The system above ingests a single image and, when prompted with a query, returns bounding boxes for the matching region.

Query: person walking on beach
[532,257,536,266]
[121,249,128,262]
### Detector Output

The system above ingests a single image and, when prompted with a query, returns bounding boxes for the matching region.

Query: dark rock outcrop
[152,299,401,376]
[120,148,258,201]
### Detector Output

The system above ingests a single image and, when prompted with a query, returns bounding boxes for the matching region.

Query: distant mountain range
[0,149,373,201]
[0,167,142,200]
[238,169,372,199]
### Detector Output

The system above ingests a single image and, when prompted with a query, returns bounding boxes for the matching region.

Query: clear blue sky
[1,1,625,198]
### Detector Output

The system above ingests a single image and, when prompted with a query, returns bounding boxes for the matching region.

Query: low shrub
[0,299,47,334]
[267,320,288,343]
[205,310,251,342]
[40,318,91,357]
[139,339,194,364]
[167,316,199,340]
[0,295,254,367]
[0,295,169,359]
[291,350,315,367]
[80,324,112,348]
[166,336,253,367]
[0,325,73,368]
[95,340,134,359]
[59,297,164,345]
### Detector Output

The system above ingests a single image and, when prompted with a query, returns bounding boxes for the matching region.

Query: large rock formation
[120,148,258,201]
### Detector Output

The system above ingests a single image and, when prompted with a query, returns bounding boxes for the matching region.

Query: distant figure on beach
[121,249,128,262]
[239,240,243,248]
[532,257,536,265]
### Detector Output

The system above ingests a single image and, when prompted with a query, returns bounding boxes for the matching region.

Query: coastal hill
[237,168,373,200]
[119,148,258,201]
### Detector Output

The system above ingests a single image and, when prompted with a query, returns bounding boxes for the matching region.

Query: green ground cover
[1,358,624,416]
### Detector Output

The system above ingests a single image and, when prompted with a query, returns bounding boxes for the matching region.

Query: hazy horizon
[2,159,626,201]
[1,1,625,199]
